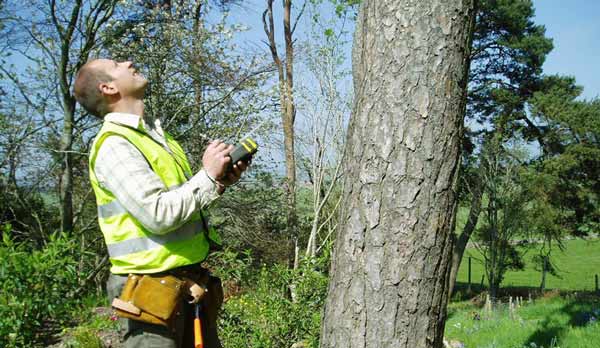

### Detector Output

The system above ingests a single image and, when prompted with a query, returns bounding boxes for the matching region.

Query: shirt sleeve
[94,135,221,235]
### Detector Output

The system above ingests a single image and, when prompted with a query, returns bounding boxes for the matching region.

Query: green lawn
[456,238,600,291]
[445,295,600,348]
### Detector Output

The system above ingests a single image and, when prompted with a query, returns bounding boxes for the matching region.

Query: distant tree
[297,1,350,259]
[473,136,531,301]
[263,0,304,269]
[528,75,600,233]
[0,0,118,238]
[453,76,599,298]
[448,0,554,296]
[320,0,475,346]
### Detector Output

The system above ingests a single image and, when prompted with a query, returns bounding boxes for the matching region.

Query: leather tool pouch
[112,274,184,328]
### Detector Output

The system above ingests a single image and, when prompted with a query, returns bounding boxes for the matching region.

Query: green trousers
[107,273,222,348]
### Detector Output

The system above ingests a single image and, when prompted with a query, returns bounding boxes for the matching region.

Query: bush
[220,256,329,348]
[0,228,87,347]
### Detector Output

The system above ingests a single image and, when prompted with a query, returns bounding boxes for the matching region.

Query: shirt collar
[104,112,144,130]
[105,112,164,130]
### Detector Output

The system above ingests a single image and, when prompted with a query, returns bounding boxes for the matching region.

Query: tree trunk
[539,255,547,292]
[448,180,483,297]
[320,0,475,347]
[59,101,74,233]
[55,0,81,234]
[55,0,83,234]
[263,0,298,267]
[51,0,115,233]
[282,0,298,253]
[192,1,204,118]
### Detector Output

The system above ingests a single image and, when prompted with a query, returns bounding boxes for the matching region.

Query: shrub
[220,256,329,348]
[0,228,86,347]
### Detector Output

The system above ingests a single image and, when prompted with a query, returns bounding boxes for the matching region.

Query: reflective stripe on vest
[97,183,182,219]
[106,219,204,257]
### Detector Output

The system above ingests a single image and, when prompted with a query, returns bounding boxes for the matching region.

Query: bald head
[73,60,114,118]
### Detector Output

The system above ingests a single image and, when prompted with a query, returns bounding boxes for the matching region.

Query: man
[74,59,247,347]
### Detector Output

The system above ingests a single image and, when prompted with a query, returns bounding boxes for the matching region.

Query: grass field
[447,237,600,347]
[455,238,600,292]
[445,294,600,348]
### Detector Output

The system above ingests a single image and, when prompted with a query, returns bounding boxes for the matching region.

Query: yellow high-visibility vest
[89,121,220,274]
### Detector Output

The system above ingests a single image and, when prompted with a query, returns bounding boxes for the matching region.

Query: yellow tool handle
[194,317,204,348]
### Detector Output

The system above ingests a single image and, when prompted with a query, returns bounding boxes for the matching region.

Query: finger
[218,147,235,159]
[215,142,229,152]
[231,164,242,176]
[217,153,231,171]
[236,161,247,172]
[207,141,223,153]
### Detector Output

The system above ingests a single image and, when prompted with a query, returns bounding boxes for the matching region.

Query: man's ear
[99,81,118,96]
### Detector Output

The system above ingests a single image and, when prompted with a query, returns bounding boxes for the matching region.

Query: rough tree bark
[320,0,475,347]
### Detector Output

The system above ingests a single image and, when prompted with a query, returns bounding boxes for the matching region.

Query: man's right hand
[202,140,234,180]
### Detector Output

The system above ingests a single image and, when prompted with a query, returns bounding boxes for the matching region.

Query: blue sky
[533,0,600,99]
[230,1,600,100]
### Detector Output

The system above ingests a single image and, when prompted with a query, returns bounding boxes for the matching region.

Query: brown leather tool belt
[111,265,222,329]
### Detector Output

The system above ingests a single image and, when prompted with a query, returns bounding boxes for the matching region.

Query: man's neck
[109,98,145,117]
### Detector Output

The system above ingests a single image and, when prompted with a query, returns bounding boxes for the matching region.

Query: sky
[229,0,600,100]
[5,1,597,101]
[532,0,599,99]
[224,0,600,167]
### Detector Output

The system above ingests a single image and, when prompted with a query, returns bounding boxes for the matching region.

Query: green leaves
[0,232,86,347]
[468,0,553,127]
[220,255,329,348]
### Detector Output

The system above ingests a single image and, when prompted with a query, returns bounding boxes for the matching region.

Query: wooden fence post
[468,257,472,292]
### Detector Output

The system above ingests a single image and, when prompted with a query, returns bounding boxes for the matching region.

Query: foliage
[307,0,362,19]
[56,295,120,348]
[527,75,600,236]
[208,248,254,285]
[467,0,553,131]
[220,255,330,348]
[0,230,95,347]
[62,328,104,348]
[0,180,58,245]
[445,294,600,348]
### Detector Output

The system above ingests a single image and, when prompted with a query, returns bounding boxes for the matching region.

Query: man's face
[92,58,148,98]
